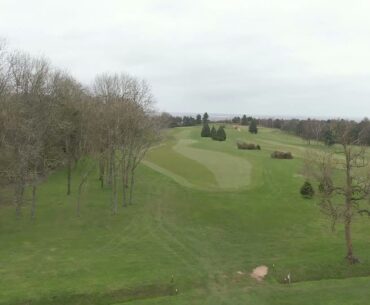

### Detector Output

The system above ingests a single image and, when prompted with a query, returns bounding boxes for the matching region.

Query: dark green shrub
[236,142,261,150]
[211,126,217,139]
[249,119,258,134]
[300,181,315,198]
[324,129,335,146]
[201,123,211,137]
[271,151,293,159]
[214,126,226,141]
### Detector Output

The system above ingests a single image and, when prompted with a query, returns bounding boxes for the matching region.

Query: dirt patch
[250,265,268,281]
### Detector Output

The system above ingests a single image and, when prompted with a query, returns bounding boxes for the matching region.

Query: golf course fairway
[1,126,370,305]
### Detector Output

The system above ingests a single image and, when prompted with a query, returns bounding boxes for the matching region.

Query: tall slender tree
[304,122,370,264]
[249,119,258,134]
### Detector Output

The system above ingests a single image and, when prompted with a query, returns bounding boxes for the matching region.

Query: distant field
[1,126,370,305]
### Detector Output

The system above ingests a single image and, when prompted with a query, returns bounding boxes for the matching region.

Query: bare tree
[92,73,158,211]
[2,51,52,217]
[50,71,85,195]
[304,122,370,264]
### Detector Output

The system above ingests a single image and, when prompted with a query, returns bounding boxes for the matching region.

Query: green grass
[1,126,370,304]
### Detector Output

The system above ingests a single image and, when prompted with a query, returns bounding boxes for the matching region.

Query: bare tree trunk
[121,159,127,207]
[31,184,36,220]
[344,215,354,262]
[76,171,92,217]
[107,149,113,186]
[129,169,135,205]
[99,155,105,189]
[76,182,83,217]
[14,175,25,218]
[111,153,118,214]
[344,145,357,264]
[67,156,72,195]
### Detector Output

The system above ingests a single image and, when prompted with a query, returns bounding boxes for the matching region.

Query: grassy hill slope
[1,126,370,305]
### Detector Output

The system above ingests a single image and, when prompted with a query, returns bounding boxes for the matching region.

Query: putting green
[145,129,252,191]
[173,139,251,190]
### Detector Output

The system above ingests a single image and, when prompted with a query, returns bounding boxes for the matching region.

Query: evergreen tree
[196,114,202,125]
[241,115,248,126]
[324,129,335,146]
[300,181,315,199]
[249,119,258,134]
[215,126,226,141]
[202,112,209,124]
[201,123,211,137]
[211,126,217,139]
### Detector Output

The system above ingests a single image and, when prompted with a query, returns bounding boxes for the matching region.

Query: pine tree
[249,119,258,134]
[241,115,248,126]
[324,129,335,146]
[211,126,217,139]
[201,123,211,137]
[300,181,314,198]
[202,112,209,124]
[215,126,226,141]
[196,114,202,125]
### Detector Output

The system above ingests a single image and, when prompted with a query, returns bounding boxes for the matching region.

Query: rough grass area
[1,126,370,305]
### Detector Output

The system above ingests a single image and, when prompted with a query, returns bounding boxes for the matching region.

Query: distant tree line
[0,40,162,218]
[231,114,253,126]
[159,113,202,128]
[259,118,370,146]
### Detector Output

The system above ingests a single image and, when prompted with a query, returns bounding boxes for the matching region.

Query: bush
[300,181,315,198]
[271,151,293,159]
[211,126,217,139]
[201,123,211,137]
[236,142,261,150]
[213,126,226,141]
[318,178,333,195]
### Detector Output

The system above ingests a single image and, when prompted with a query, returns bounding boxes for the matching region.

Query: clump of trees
[300,181,314,198]
[231,114,253,126]
[158,113,202,128]
[199,113,227,141]
[237,142,261,150]
[200,112,212,137]
[212,126,226,141]
[271,151,293,159]
[232,116,241,124]
[0,41,161,218]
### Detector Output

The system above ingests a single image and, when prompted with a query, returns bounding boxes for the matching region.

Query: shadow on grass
[9,283,177,305]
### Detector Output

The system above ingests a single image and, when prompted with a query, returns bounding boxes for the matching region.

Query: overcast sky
[1,0,370,118]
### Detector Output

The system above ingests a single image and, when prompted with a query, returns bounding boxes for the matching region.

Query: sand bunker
[250,265,268,281]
